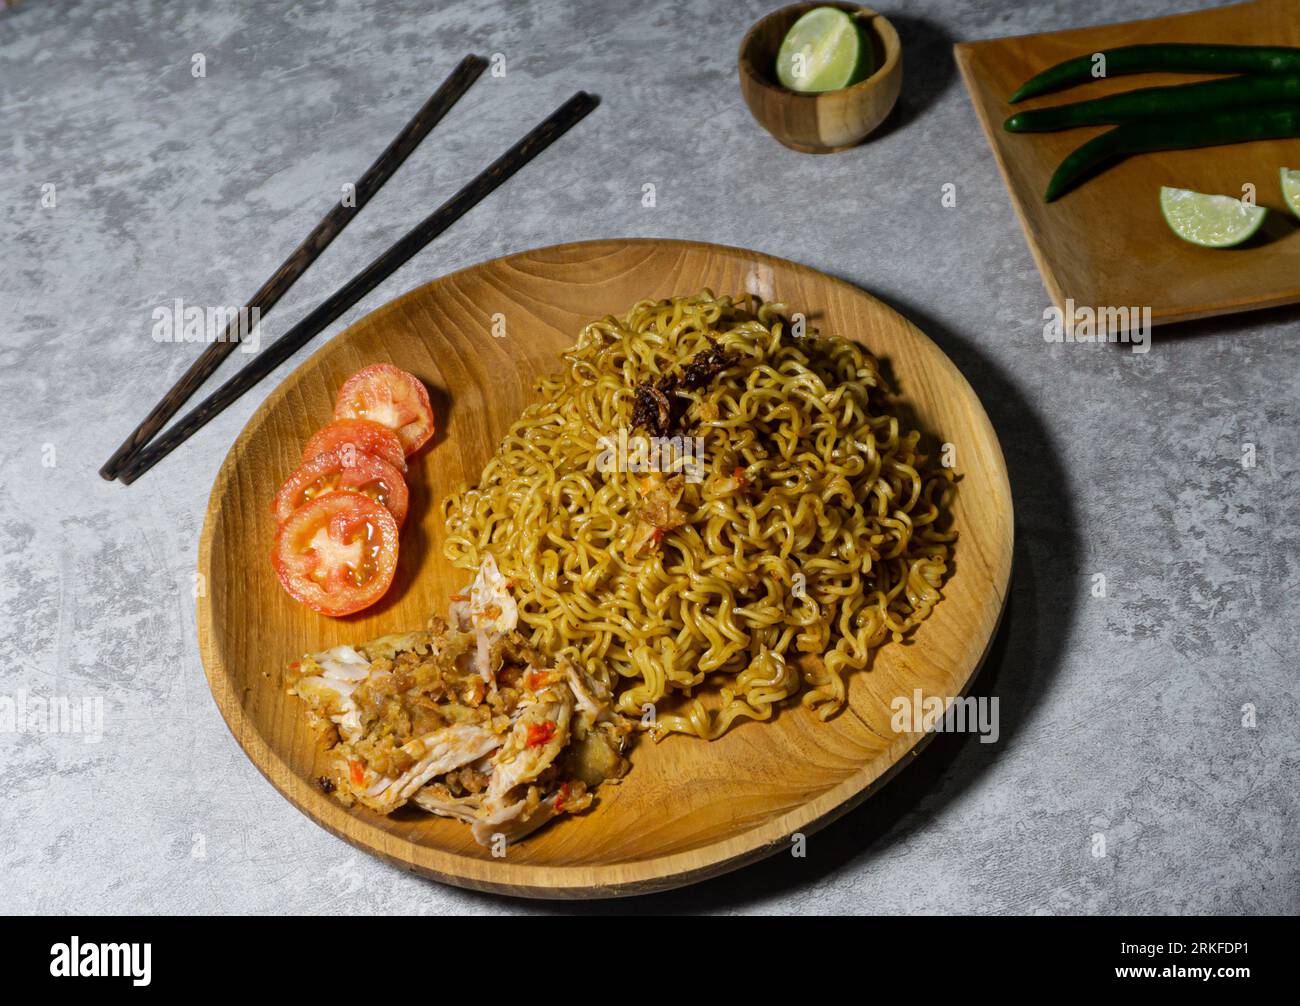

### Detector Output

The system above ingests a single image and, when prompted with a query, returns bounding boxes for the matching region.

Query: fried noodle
[442,292,954,739]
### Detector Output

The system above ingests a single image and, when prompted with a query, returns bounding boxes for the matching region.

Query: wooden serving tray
[955,0,1300,327]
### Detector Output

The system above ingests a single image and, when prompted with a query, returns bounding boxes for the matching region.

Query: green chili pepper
[1010,43,1300,104]
[1006,74,1300,132]
[1045,104,1300,202]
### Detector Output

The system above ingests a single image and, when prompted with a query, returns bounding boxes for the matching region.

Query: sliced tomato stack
[270,364,435,617]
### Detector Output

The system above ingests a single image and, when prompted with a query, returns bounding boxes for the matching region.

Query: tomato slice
[333,364,434,456]
[302,418,407,474]
[271,448,408,527]
[272,491,399,617]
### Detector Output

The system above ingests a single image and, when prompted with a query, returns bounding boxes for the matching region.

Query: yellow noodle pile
[442,292,954,739]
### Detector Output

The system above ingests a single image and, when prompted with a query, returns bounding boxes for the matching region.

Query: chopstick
[98,54,487,481]
[117,90,600,485]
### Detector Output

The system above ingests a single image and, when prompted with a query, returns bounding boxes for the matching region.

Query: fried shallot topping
[631,339,738,437]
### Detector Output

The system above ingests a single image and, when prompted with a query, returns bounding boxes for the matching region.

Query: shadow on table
[859,14,960,143]
[442,295,1082,915]
[1148,297,1300,344]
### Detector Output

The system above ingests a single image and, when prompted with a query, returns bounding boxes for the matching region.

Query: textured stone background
[1,0,1295,915]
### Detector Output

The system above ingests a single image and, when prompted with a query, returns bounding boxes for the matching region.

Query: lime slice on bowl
[1281,167,1300,218]
[1159,186,1267,248]
[775,7,875,93]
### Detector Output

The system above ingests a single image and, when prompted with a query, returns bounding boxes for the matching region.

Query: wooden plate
[956,0,1300,327]
[197,239,1013,898]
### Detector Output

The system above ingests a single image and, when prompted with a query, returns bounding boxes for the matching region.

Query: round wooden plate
[197,238,1013,899]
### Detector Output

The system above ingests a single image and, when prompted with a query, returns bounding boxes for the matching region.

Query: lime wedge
[1281,167,1300,219]
[775,7,874,93]
[1159,186,1266,248]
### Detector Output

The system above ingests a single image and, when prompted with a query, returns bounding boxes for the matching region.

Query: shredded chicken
[356,724,502,814]
[625,473,688,561]
[447,553,517,684]
[287,558,630,847]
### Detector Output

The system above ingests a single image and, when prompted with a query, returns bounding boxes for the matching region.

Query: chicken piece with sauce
[287,555,631,845]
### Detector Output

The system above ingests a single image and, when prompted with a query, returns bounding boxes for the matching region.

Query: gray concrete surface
[1,0,1295,915]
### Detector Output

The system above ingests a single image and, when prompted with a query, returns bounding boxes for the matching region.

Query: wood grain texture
[739,3,902,153]
[196,239,1013,899]
[955,0,1300,327]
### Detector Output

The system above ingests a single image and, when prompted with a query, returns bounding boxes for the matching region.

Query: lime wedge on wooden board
[775,7,875,93]
[1281,167,1300,219]
[1159,186,1266,248]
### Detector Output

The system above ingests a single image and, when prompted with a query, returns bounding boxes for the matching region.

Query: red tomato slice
[271,448,408,527]
[333,364,434,456]
[272,491,399,616]
[302,419,407,474]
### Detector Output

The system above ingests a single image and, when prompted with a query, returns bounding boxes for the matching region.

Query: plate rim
[196,237,1015,898]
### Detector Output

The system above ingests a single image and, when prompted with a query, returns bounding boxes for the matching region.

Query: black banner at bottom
[0,915,1283,989]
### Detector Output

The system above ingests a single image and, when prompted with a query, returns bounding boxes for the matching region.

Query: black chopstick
[99,54,487,481]
[117,91,600,485]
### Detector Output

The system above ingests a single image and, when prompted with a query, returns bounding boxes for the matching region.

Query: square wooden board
[955,0,1300,327]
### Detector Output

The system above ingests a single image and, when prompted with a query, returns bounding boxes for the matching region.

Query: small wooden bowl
[739,3,902,153]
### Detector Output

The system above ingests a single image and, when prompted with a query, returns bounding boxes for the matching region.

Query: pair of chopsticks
[101,55,598,484]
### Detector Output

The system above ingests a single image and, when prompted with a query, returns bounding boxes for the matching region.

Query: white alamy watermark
[890,689,999,744]
[151,298,261,353]
[0,690,103,743]
[1043,299,1151,354]
[50,939,150,986]
[595,429,706,483]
